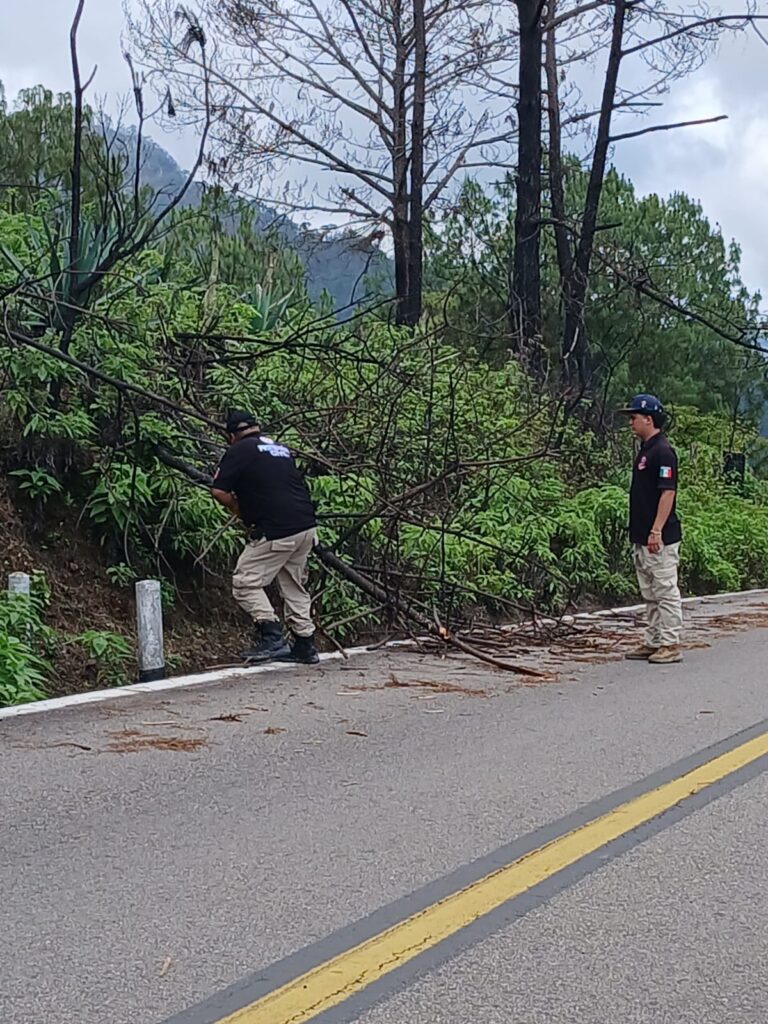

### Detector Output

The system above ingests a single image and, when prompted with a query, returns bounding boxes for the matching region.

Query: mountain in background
[135,132,392,309]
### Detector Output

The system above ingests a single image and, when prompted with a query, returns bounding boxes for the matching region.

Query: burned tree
[510,0,764,398]
[129,0,519,327]
[509,0,545,366]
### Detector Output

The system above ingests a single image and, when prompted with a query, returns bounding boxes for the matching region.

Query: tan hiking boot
[648,646,683,665]
[625,645,658,661]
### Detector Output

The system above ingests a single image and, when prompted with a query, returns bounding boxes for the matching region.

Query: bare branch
[621,13,768,57]
[610,113,727,143]
[592,250,765,353]
[544,0,609,32]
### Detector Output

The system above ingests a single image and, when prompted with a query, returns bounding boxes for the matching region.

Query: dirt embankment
[0,483,247,697]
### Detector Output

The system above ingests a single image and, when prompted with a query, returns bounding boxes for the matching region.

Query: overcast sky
[2,1,767,296]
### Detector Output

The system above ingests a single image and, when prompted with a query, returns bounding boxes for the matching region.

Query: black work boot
[277,633,320,665]
[241,621,290,664]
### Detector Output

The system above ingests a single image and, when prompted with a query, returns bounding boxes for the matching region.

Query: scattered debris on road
[105,729,207,754]
[385,673,488,698]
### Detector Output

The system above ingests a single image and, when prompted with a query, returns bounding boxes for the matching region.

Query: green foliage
[73,630,133,687]
[247,282,298,333]
[0,581,54,706]
[0,633,50,706]
[426,170,766,420]
[159,579,177,609]
[85,462,155,537]
[680,483,768,594]
[106,563,138,588]
[10,467,63,501]
[0,571,136,705]
[0,86,105,210]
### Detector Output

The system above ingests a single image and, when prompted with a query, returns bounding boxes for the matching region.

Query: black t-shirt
[629,433,682,545]
[213,435,317,540]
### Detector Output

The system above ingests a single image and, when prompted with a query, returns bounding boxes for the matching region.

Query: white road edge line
[1,588,766,722]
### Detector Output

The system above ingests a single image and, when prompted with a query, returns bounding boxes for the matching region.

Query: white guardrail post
[135,579,166,683]
[8,572,31,597]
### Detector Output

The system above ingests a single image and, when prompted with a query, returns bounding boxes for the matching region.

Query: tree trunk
[403,0,427,328]
[561,0,627,396]
[392,0,410,325]
[510,0,544,365]
[544,2,573,295]
[393,213,410,323]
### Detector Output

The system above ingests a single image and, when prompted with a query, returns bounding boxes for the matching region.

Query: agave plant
[244,282,296,333]
[1,200,152,333]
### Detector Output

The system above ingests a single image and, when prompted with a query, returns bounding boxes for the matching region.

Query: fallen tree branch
[335,462,467,545]
[155,444,217,485]
[314,547,549,677]
[153,445,549,677]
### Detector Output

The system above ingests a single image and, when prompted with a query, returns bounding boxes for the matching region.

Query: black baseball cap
[616,394,664,415]
[225,409,258,434]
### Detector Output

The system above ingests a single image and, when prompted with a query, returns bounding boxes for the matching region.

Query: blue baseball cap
[617,394,664,415]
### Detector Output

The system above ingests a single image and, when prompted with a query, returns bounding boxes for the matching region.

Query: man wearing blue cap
[618,395,683,664]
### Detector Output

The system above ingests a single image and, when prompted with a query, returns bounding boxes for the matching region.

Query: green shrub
[0,633,49,705]
[0,582,54,706]
[9,467,63,502]
[73,630,133,687]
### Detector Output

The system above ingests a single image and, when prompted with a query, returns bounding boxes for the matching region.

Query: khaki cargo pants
[633,542,683,647]
[233,528,317,637]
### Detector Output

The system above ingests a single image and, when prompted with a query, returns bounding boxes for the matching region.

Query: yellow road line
[220,730,768,1024]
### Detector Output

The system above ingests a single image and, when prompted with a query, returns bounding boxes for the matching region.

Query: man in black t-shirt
[211,410,320,665]
[618,394,683,665]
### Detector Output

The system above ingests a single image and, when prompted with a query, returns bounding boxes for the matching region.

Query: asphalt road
[2,593,768,1024]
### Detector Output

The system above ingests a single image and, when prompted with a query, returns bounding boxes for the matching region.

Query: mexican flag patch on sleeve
[659,465,673,479]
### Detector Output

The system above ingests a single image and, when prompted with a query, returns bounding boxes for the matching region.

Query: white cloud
[612,29,768,296]
[1,3,125,96]
[0,0,200,166]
